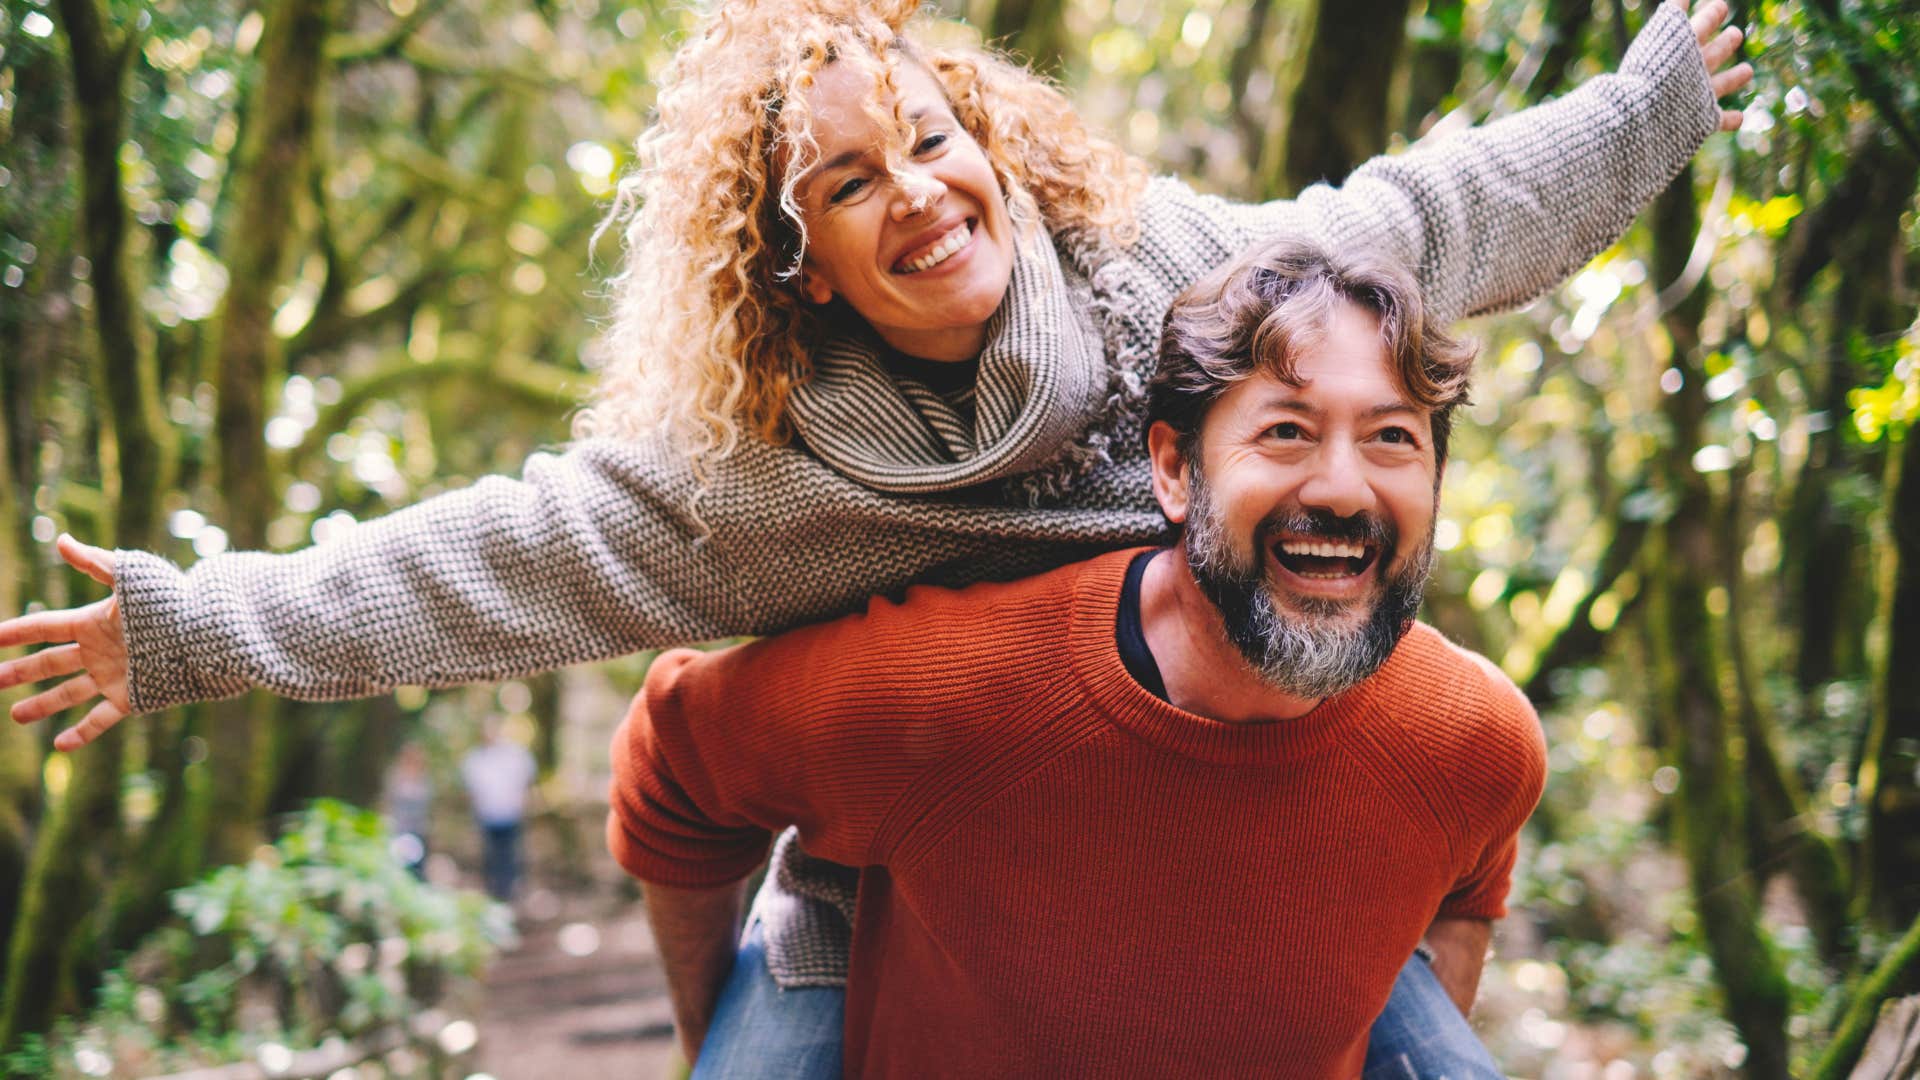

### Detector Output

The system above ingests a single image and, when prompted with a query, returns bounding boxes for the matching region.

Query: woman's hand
[0,534,134,751]
[1682,0,1754,132]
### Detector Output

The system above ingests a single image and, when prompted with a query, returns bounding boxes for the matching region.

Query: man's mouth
[1270,536,1380,581]
[893,220,973,274]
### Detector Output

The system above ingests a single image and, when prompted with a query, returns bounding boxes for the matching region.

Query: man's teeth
[900,223,970,273]
[1278,539,1367,559]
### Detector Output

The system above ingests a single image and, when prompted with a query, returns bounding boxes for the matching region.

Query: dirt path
[470,887,681,1080]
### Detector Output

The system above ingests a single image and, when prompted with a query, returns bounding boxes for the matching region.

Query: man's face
[1160,300,1440,698]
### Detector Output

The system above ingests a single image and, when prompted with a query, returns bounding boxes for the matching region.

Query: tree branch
[328,0,458,64]
[1800,0,1920,163]
[287,353,585,472]
[1810,913,1920,1080]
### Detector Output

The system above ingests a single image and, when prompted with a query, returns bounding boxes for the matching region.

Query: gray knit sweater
[115,5,1718,986]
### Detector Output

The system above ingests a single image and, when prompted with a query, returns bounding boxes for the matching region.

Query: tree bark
[987,0,1069,77]
[1782,127,1918,697]
[1533,0,1593,101]
[206,0,336,867]
[0,0,169,1047]
[1401,0,1463,136]
[0,377,41,993]
[1227,0,1282,167]
[1642,168,1791,1079]
[1809,911,1920,1080]
[1275,0,1415,195]
[1865,422,1920,927]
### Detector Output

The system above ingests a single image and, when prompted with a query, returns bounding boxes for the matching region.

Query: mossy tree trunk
[987,0,1069,76]
[1274,0,1414,195]
[0,0,174,1046]
[1865,394,1920,928]
[1642,168,1791,1079]
[1401,0,1463,136]
[1781,126,1917,701]
[0,371,41,991]
[205,0,336,868]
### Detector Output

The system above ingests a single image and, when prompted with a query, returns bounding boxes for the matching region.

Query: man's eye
[829,177,868,204]
[915,132,949,155]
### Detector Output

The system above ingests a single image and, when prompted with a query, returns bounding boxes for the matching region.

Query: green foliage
[14,800,508,1079]
[1848,328,1919,444]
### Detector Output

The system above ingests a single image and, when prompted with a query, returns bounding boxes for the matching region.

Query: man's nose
[890,166,945,218]
[1295,441,1377,519]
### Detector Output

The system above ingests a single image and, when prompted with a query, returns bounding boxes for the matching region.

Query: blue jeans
[1360,953,1506,1079]
[692,920,843,1080]
[479,821,522,902]
[696,927,1501,1079]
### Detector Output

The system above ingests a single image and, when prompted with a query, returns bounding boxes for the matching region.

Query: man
[608,237,1546,1077]
[462,716,538,902]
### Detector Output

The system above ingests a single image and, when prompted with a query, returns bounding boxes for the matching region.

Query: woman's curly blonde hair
[575,0,1144,460]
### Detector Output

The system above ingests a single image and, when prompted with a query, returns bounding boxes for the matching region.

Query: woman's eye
[1377,427,1414,445]
[829,177,868,204]
[1268,422,1304,440]
[915,132,949,155]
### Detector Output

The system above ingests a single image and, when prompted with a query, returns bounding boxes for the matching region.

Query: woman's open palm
[0,534,133,751]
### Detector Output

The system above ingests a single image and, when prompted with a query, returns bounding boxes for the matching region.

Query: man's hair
[1146,238,1475,466]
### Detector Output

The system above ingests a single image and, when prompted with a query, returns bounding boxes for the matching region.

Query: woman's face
[789,58,1017,363]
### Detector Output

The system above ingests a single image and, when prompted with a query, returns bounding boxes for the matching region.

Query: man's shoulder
[1374,624,1546,770]
[672,550,1131,700]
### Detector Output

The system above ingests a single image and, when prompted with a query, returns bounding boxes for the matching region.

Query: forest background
[0,0,1918,1075]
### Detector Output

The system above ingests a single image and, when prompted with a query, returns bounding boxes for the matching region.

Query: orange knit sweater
[608,549,1545,1078]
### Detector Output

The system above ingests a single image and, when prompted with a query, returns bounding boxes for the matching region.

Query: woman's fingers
[0,643,84,691]
[0,606,86,650]
[11,673,99,724]
[1719,108,1744,133]
[56,700,128,752]
[1712,63,1754,101]
[56,534,115,588]
[1702,25,1744,71]
[1690,0,1729,44]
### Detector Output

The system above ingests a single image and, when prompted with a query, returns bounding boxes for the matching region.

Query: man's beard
[1182,464,1435,699]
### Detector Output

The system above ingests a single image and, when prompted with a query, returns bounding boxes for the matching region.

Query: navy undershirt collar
[1115,548,1169,702]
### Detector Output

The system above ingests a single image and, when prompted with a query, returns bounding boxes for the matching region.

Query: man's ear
[1147,420,1192,524]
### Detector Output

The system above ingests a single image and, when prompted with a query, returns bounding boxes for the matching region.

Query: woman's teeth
[898,223,970,274]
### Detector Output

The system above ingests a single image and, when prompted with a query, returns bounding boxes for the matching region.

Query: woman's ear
[801,269,835,306]
[1147,420,1192,524]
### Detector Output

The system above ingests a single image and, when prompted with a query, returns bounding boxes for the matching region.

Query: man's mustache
[1255,508,1396,551]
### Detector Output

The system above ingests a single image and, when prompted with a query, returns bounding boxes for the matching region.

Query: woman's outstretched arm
[0,430,1170,748]
[2,437,758,746]
[1213,0,1751,325]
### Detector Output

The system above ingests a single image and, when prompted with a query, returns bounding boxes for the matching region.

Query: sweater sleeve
[1222,2,1720,324]
[115,437,758,713]
[1435,655,1548,921]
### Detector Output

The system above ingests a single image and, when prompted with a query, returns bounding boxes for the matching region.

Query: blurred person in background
[383,741,434,880]
[462,718,539,903]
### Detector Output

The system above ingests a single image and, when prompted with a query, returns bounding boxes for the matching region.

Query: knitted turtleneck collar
[787,221,1155,504]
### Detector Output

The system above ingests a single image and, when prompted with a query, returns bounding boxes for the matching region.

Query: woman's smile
[791,57,1017,363]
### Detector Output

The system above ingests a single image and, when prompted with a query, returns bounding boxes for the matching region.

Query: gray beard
[1182,465,1434,700]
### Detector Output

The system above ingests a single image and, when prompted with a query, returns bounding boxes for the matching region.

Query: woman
[2,0,1750,1072]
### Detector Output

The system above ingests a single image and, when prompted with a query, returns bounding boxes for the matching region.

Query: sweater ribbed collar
[786,216,1157,503]
[1069,548,1402,766]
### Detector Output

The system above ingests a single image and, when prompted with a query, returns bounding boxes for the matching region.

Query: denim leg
[480,822,520,901]
[692,920,845,1080]
[1362,953,1506,1080]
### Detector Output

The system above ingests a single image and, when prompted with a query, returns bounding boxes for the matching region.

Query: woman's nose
[890,166,946,217]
